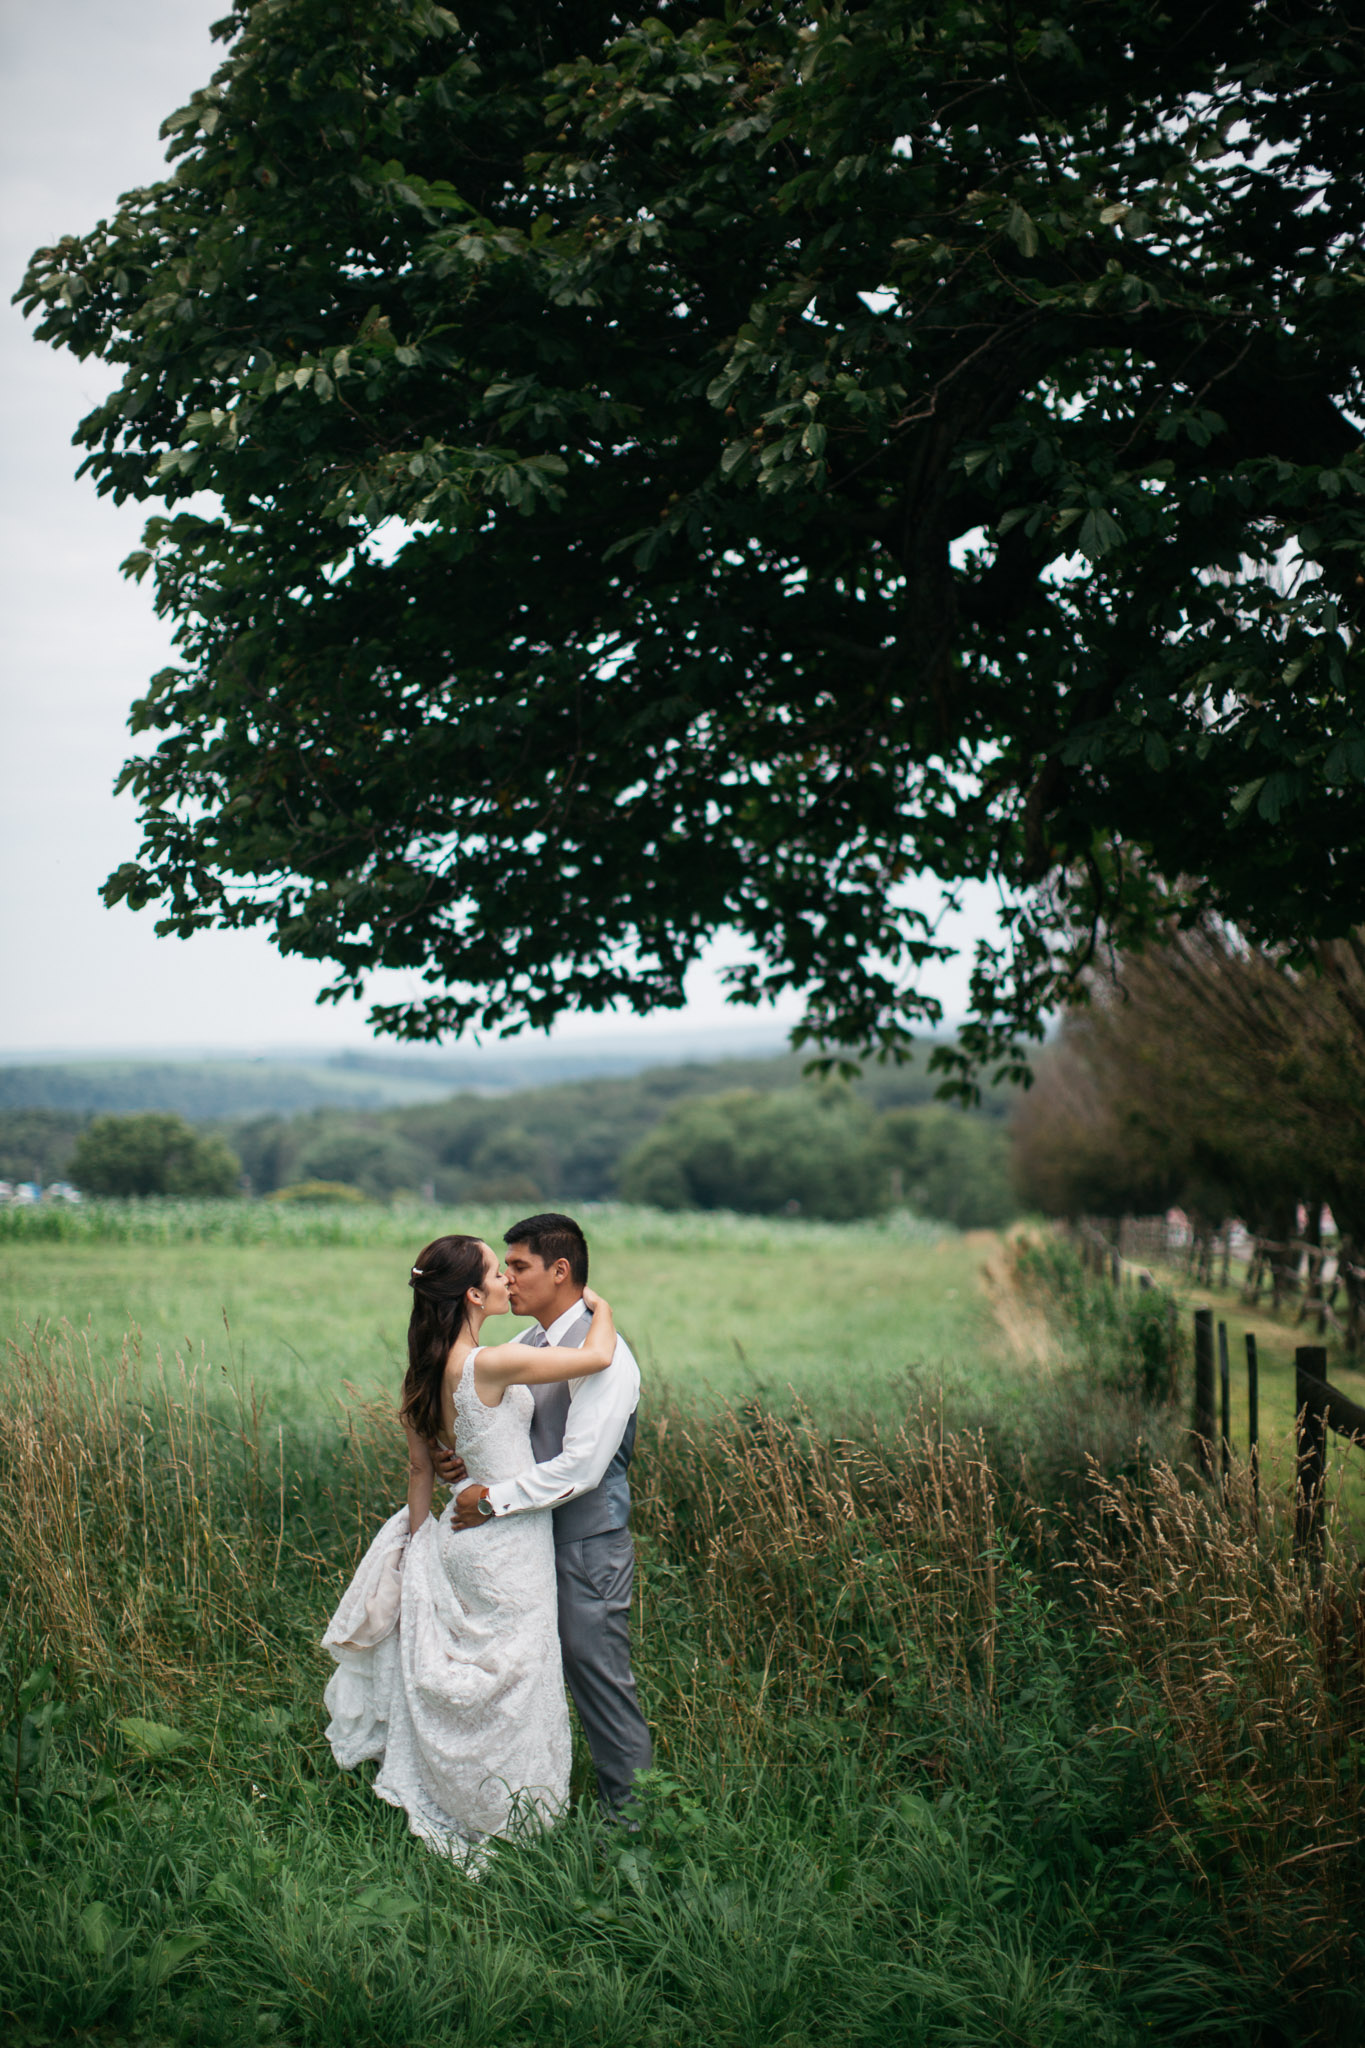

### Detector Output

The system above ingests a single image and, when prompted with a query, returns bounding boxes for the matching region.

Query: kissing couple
[321,1211,652,1859]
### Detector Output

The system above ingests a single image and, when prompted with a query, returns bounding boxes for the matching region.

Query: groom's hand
[432,1443,467,1487]
[453,1483,491,1531]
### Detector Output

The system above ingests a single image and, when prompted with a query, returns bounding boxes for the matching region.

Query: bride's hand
[432,1441,466,1486]
[582,1285,608,1314]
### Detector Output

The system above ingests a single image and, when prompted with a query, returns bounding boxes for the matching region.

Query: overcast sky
[0,0,998,1059]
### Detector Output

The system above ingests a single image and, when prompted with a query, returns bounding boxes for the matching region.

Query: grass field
[2,1207,1363,2046]
[0,1202,1007,1424]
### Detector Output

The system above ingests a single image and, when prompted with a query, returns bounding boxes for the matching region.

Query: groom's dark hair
[504,1212,588,1288]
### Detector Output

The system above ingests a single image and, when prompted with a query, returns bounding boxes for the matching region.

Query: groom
[432,1211,652,1815]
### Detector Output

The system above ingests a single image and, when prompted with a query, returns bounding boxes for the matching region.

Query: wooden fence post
[1245,1332,1259,1506]
[1217,1320,1231,1480]
[1193,1309,1215,1479]
[1295,1344,1328,1561]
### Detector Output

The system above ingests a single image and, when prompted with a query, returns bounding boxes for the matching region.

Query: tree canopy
[20,0,1365,1077]
[620,1086,884,1216]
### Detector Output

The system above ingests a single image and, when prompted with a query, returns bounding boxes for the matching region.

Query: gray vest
[526,1307,636,1543]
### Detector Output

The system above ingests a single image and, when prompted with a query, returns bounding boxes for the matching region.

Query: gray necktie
[526,1326,548,1347]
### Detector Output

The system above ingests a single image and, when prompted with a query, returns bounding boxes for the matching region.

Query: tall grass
[1,1313,1363,2044]
[633,1401,1004,1746]
[0,1326,297,1694]
[1068,1455,1365,1973]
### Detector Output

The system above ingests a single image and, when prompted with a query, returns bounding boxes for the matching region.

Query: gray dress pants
[554,1526,653,1813]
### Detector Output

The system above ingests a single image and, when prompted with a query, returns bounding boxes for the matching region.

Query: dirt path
[976,1232,1064,1377]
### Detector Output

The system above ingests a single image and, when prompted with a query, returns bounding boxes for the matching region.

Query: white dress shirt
[483,1299,641,1519]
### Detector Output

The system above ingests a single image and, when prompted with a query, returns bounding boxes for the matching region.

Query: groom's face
[504,1242,564,1324]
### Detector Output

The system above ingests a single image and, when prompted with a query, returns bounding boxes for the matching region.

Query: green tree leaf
[19,0,1365,1082]
[1005,203,1039,256]
[1077,507,1124,559]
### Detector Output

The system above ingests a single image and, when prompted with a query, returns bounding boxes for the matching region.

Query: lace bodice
[446,1350,535,1486]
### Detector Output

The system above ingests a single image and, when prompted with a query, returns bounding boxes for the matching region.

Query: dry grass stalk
[631,1398,1003,1732]
[332,1380,1005,1727]
[0,1323,283,1694]
[1065,1443,1365,1952]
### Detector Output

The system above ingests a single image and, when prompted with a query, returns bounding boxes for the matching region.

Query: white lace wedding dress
[322,1352,570,1857]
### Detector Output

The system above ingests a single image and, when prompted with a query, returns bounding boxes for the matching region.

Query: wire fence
[1071,1217,1365,1560]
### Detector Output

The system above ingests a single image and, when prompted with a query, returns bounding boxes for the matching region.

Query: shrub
[1012,1232,1182,1404]
[69,1113,240,1198]
[266,1180,368,1205]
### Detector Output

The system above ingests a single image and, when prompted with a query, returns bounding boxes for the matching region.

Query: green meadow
[0,1202,1003,1424]
[1,1204,1362,2047]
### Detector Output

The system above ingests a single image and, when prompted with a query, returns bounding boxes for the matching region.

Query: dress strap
[444,1349,479,1436]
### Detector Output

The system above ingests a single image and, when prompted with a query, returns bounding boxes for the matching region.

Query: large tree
[20,0,1365,1077]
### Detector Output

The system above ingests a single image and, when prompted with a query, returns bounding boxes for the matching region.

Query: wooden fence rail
[1293,1344,1365,1560]
[1069,1226,1362,1548]
[1195,1321,1365,1554]
[1074,1214,1365,1353]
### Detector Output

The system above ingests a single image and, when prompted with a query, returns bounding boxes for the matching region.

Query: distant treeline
[1,1048,1020,1228]
[0,1054,510,1120]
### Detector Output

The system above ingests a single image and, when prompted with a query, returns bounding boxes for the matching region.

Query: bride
[321,1234,618,1856]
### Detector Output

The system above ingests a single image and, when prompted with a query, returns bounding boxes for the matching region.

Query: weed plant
[1,1316,1362,2046]
[963,1236,1190,1509]
[1011,1233,1184,1404]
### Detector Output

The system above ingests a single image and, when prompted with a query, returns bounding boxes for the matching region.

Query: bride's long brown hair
[402,1235,488,1441]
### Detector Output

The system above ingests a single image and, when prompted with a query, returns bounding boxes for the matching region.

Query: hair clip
[411,1266,424,1276]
